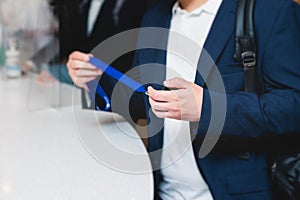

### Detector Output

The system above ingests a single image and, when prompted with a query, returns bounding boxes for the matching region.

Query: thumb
[164,77,189,89]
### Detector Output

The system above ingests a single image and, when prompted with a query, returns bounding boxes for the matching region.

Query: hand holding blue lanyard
[87,57,146,111]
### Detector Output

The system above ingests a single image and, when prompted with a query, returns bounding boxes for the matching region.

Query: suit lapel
[146,0,173,151]
[145,1,174,178]
[196,0,237,86]
[138,0,174,93]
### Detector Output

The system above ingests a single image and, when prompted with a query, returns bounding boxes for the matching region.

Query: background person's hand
[67,51,103,91]
[147,77,203,122]
[36,70,57,83]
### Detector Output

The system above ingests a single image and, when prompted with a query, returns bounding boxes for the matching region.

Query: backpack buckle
[242,51,256,68]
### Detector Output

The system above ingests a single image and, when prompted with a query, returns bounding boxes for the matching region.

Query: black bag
[272,154,300,200]
[234,0,300,199]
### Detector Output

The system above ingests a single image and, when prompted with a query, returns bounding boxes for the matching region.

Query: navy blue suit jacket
[98,0,300,199]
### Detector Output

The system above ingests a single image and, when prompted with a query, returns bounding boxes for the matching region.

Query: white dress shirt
[159,0,222,200]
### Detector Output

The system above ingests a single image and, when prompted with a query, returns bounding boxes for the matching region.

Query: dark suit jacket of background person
[95,0,300,199]
[52,0,147,107]
[53,0,146,72]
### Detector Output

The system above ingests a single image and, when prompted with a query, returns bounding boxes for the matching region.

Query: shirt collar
[172,0,223,16]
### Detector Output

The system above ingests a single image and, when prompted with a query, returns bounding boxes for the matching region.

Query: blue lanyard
[87,57,146,111]
[87,80,111,111]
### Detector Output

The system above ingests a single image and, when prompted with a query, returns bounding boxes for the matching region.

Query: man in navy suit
[67,0,300,199]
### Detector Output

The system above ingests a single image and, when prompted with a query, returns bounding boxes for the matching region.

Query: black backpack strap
[234,0,257,92]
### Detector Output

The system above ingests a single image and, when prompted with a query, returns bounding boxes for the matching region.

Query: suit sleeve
[198,1,300,140]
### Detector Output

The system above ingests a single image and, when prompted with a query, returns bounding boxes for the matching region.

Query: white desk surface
[0,77,153,200]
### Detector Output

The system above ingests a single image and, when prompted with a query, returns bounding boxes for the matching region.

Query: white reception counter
[0,77,153,200]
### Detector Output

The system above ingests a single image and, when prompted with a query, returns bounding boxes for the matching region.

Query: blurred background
[0,0,157,110]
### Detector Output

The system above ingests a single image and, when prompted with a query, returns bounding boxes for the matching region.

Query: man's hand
[67,51,103,91]
[147,77,203,122]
